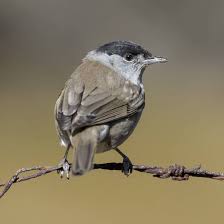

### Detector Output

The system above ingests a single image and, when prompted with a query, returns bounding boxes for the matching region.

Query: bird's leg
[58,146,71,179]
[114,148,133,176]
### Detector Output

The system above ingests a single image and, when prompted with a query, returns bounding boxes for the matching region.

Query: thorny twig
[1,162,224,199]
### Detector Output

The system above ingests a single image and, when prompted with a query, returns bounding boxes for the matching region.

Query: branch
[1,162,224,199]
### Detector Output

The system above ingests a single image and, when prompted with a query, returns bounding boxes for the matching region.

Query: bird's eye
[124,53,134,61]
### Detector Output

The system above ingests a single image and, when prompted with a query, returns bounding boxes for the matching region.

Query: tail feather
[71,125,109,176]
[72,134,97,176]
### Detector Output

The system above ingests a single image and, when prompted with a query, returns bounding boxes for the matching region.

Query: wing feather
[55,62,144,148]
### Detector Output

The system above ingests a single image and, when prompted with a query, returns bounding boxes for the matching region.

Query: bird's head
[85,40,167,85]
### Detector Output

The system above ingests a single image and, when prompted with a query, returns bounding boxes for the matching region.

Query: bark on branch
[1,162,224,199]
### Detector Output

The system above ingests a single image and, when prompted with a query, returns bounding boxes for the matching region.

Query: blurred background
[0,0,224,223]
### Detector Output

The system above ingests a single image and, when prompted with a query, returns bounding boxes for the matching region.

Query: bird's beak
[143,56,168,66]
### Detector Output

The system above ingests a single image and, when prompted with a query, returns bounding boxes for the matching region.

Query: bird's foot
[122,157,133,177]
[57,158,71,179]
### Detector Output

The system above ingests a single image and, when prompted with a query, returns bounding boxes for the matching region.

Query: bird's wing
[55,77,84,147]
[74,87,144,127]
[55,77,144,147]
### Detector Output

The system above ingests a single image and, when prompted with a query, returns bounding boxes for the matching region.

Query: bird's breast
[119,80,144,103]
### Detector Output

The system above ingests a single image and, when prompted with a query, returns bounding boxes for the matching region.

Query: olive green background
[0,0,224,223]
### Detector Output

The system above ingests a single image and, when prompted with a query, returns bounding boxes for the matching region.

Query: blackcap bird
[55,40,167,177]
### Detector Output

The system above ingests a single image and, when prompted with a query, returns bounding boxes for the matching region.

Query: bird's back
[55,59,145,149]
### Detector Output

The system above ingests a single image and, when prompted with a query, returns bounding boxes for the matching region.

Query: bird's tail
[71,133,97,176]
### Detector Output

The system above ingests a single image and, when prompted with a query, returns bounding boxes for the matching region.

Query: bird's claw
[122,157,133,176]
[58,158,71,179]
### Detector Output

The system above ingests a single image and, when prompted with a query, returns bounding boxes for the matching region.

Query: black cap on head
[96,41,152,59]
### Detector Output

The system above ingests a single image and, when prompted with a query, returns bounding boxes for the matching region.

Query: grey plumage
[55,61,144,175]
[54,41,167,176]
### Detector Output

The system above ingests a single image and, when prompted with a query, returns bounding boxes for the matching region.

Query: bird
[54,40,167,177]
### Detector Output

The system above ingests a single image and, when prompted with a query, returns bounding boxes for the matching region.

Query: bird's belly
[108,111,142,149]
[95,111,143,153]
